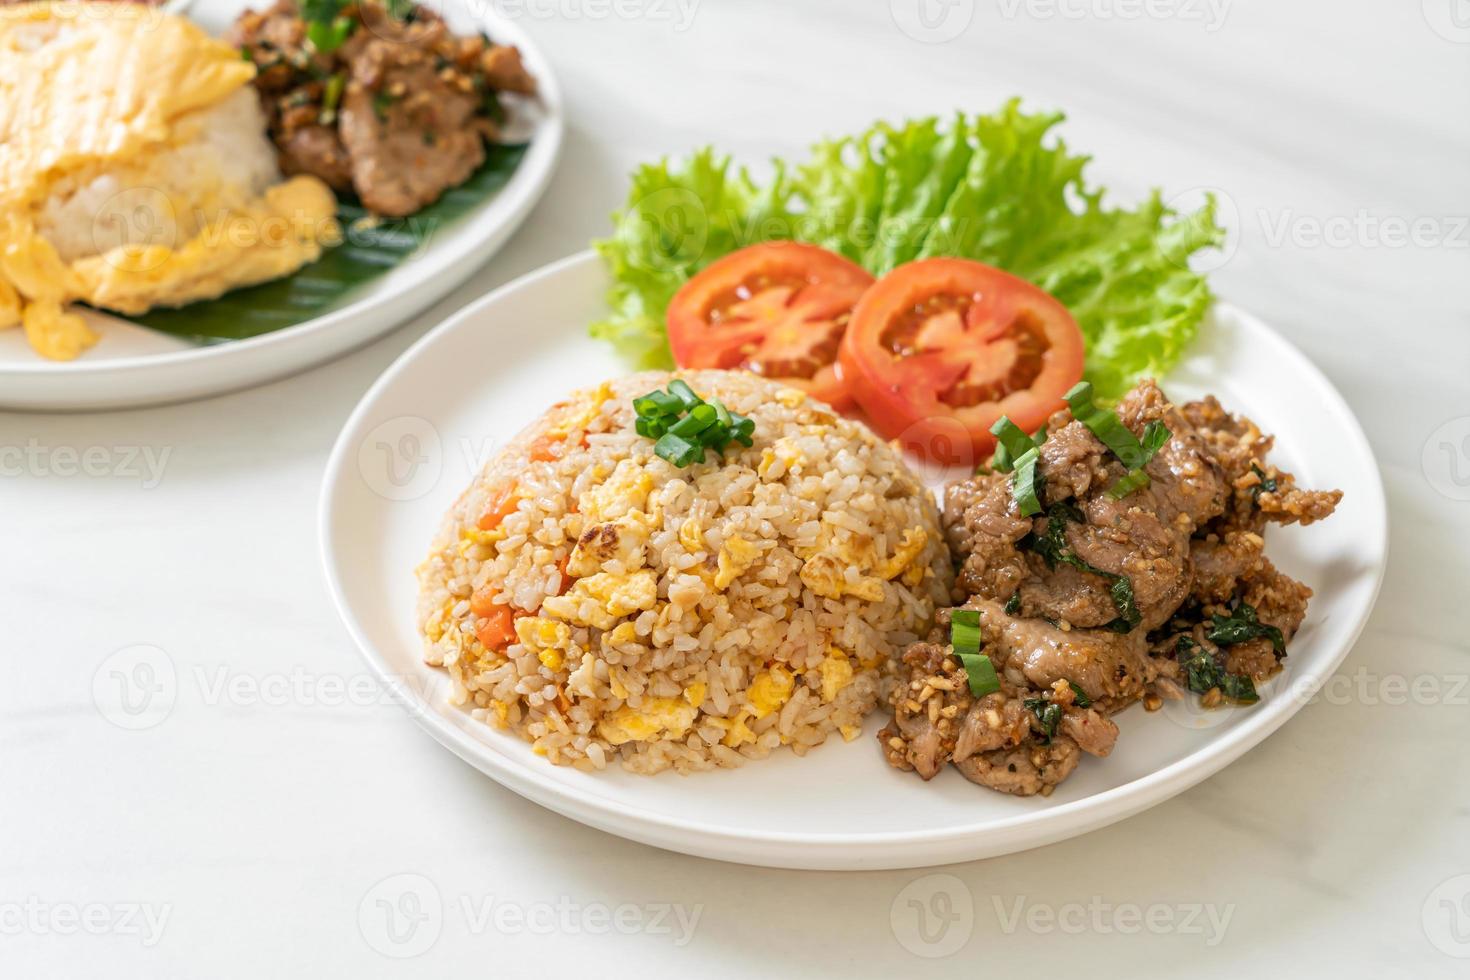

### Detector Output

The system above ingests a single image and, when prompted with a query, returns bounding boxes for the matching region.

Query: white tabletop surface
[4,0,1468,975]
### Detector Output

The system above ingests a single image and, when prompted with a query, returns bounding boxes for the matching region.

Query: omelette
[0,2,340,360]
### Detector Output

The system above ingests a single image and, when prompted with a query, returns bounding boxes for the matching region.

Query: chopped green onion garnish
[653,432,704,467]
[989,418,1037,474]
[1065,381,1148,469]
[318,70,347,125]
[990,415,1046,514]
[667,379,701,411]
[950,609,1000,697]
[958,653,1000,698]
[950,609,981,655]
[668,403,717,438]
[307,15,354,55]
[634,390,683,416]
[1010,446,1043,517]
[1105,420,1171,499]
[635,381,755,468]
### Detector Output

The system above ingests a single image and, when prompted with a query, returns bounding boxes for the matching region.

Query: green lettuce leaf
[590,148,794,369]
[592,100,1224,399]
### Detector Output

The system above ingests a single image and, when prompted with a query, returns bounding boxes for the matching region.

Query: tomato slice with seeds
[666,242,875,410]
[839,258,1085,467]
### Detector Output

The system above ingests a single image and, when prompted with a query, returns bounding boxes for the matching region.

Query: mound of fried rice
[416,369,952,774]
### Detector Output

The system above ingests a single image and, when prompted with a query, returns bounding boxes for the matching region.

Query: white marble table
[4,1,1468,975]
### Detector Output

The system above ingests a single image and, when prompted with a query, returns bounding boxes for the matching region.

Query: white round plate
[0,0,563,411]
[320,251,1387,870]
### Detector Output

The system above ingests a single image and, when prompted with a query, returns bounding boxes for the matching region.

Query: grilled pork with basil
[881,379,1341,796]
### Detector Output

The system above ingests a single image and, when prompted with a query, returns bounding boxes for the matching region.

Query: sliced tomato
[839,258,1085,467]
[666,242,875,409]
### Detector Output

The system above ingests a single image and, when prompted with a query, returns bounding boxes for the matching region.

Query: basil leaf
[1176,637,1260,704]
[1250,463,1279,502]
[1024,698,1063,743]
[1206,602,1285,655]
[1020,501,1139,632]
[1068,681,1092,708]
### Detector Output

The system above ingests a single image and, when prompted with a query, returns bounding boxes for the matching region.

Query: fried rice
[416,369,952,774]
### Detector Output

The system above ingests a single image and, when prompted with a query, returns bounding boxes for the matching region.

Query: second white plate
[320,251,1387,870]
[0,0,563,411]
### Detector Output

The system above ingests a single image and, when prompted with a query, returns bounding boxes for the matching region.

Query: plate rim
[318,250,1389,868]
[0,0,564,387]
